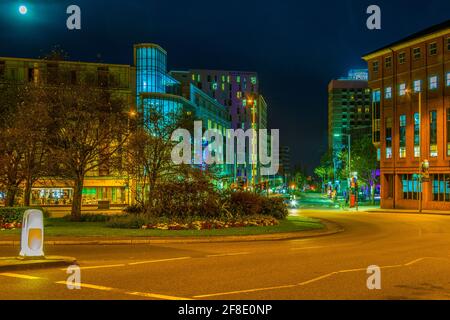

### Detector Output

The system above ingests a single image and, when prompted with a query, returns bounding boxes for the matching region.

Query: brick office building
[363,20,450,210]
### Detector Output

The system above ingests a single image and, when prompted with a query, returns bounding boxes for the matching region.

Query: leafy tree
[45,85,130,221]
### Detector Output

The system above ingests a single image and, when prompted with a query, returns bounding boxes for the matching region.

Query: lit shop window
[429,76,438,90]
[399,83,406,96]
[402,174,421,200]
[432,174,450,202]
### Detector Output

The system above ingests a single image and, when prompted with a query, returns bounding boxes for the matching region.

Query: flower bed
[141,216,279,231]
[0,221,22,231]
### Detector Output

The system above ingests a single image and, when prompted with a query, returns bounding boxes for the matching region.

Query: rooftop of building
[328,79,369,91]
[0,56,131,68]
[363,19,450,59]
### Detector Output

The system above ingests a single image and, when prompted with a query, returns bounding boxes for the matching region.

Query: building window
[430,110,438,157]
[372,61,379,73]
[414,113,420,158]
[429,42,437,56]
[447,37,450,51]
[413,47,421,60]
[398,52,406,64]
[446,72,450,87]
[399,115,406,158]
[385,117,392,159]
[447,109,450,156]
[402,174,421,200]
[413,80,421,93]
[251,76,257,85]
[236,76,241,83]
[429,76,438,90]
[399,83,406,96]
[191,74,195,81]
[432,174,450,202]
[385,87,392,99]
[385,57,392,68]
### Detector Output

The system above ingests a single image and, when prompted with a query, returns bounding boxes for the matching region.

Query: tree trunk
[6,186,17,207]
[71,176,84,221]
[24,177,32,207]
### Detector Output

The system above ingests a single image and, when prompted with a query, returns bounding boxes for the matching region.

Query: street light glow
[19,5,28,15]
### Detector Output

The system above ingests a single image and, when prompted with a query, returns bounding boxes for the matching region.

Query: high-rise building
[363,20,450,210]
[172,69,268,186]
[328,70,372,154]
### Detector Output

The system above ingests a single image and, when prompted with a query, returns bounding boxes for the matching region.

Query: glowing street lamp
[19,5,28,15]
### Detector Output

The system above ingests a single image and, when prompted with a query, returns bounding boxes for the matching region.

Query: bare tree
[45,85,130,220]
[126,106,194,206]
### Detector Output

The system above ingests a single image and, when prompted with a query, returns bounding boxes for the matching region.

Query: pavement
[1,208,450,300]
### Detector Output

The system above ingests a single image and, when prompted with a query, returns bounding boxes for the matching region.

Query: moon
[19,5,28,15]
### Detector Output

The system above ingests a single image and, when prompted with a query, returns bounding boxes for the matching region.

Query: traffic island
[0,256,77,272]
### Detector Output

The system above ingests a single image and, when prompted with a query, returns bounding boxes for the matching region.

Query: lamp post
[247,98,257,192]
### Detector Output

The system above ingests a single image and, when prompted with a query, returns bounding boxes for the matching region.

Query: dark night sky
[1,0,449,172]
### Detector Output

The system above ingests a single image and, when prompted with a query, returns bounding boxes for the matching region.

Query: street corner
[0,256,77,272]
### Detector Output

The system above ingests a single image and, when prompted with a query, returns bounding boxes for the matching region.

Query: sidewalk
[364,208,450,216]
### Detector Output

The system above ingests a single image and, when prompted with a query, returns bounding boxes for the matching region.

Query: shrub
[0,207,50,224]
[261,197,289,220]
[63,213,112,222]
[123,204,144,215]
[227,192,263,217]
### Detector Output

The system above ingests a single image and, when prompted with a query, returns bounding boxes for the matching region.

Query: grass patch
[0,216,324,238]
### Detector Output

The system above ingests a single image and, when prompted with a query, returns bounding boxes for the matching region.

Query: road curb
[0,256,77,272]
[364,209,450,216]
[0,220,343,246]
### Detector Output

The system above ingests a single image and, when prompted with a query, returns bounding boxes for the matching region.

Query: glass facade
[432,174,450,202]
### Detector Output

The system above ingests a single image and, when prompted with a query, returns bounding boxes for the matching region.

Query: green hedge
[0,207,50,223]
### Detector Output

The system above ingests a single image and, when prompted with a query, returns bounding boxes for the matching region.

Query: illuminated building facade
[328,71,372,154]
[0,43,235,207]
[363,20,450,210]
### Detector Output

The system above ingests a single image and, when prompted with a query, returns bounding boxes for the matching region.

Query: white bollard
[19,209,44,258]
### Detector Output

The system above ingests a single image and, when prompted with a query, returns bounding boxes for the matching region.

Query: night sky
[1,0,449,172]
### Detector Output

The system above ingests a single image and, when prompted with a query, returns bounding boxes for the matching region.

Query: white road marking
[128,256,191,266]
[194,256,444,298]
[55,281,114,291]
[206,252,250,258]
[0,273,42,280]
[127,291,193,300]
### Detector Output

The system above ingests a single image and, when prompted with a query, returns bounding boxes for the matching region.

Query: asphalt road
[1,209,450,300]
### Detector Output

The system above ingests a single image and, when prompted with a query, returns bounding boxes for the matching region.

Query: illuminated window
[385,117,392,159]
[429,42,437,56]
[447,109,450,156]
[221,75,226,82]
[385,87,392,99]
[399,83,406,96]
[429,76,438,90]
[236,76,241,83]
[197,74,201,82]
[385,56,392,68]
[432,174,450,202]
[430,110,438,157]
[212,83,218,90]
[399,115,406,158]
[402,174,421,200]
[221,83,225,91]
[372,61,379,73]
[398,52,406,64]
[414,113,420,158]
[413,80,422,93]
[237,91,242,98]
[191,74,195,81]
[251,76,257,85]
[446,73,450,87]
[413,47,421,60]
